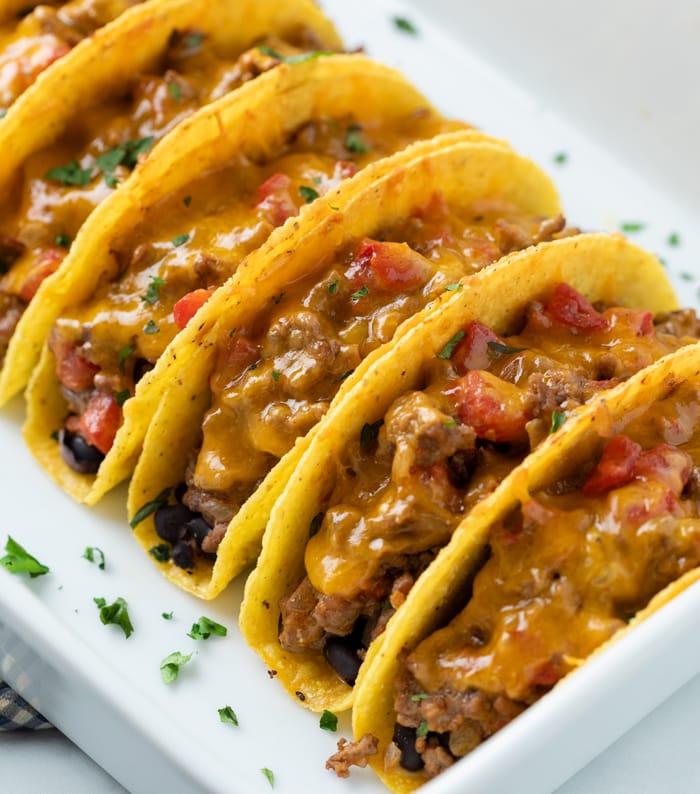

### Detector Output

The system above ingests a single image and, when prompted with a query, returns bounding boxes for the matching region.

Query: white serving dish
[2,1,700,792]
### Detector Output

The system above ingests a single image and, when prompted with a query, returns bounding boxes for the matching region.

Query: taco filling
[146,206,577,570]
[0,0,143,112]
[278,288,700,688]
[46,108,466,475]
[0,26,333,368]
[380,385,700,779]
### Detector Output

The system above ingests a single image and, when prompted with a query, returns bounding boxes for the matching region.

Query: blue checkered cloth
[0,679,51,731]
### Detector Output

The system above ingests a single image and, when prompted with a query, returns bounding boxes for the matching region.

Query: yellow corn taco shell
[349,341,700,793]
[22,55,477,504]
[125,135,562,602]
[0,0,342,401]
[238,232,680,714]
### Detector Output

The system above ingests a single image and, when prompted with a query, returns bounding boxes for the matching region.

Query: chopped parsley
[550,411,567,433]
[360,419,383,449]
[168,82,182,102]
[416,719,429,738]
[667,232,681,247]
[45,159,92,187]
[172,233,190,247]
[144,319,160,334]
[160,651,192,684]
[1,536,49,577]
[83,546,105,570]
[410,693,430,702]
[319,709,338,731]
[299,184,319,204]
[309,512,324,538]
[141,275,166,304]
[345,124,369,154]
[115,388,130,408]
[331,369,354,384]
[487,341,527,358]
[55,234,71,249]
[183,32,205,49]
[444,283,462,292]
[149,544,170,563]
[272,369,281,382]
[328,279,339,295]
[183,195,192,207]
[187,616,228,640]
[553,151,568,165]
[162,611,173,620]
[261,768,275,788]
[620,221,645,233]
[130,487,172,528]
[256,45,332,64]
[95,137,154,187]
[393,16,418,34]
[681,272,694,282]
[351,284,369,302]
[117,344,134,373]
[437,330,465,359]
[94,596,133,638]
[218,706,239,725]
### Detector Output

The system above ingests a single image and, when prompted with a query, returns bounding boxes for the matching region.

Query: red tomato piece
[56,346,100,391]
[78,392,121,455]
[0,35,71,101]
[333,160,359,180]
[172,288,213,329]
[346,238,432,291]
[256,172,296,226]
[632,444,692,493]
[544,283,608,331]
[451,321,502,374]
[457,370,531,443]
[19,247,65,302]
[581,435,642,497]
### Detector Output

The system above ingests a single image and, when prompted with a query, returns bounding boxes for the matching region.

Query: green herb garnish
[45,159,92,187]
[393,16,417,34]
[172,233,189,247]
[83,546,105,570]
[144,319,160,334]
[328,279,339,295]
[410,693,430,702]
[668,232,681,247]
[351,285,369,302]
[55,234,71,249]
[183,32,204,49]
[1,536,49,577]
[345,124,369,154]
[168,82,182,102]
[130,487,172,528]
[256,45,332,64]
[188,616,228,640]
[331,369,354,383]
[218,706,239,725]
[416,719,429,738]
[553,151,568,165]
[299,184,319,204]
[150,544,170,563]
[261,768,275,788]
[272,369,281,382]
[487,341,527,358]
[162,611,173,620]
[319,709,338,731]
[141,275,166,304]
[183,195,191,207]
[115,388,130,407]
[621,221,645,233]
[550,411,567,433]
[437,330,465,359]
[444,283,462,292]
[94,596,133,638]
[117,344,133,374]
[360,419,383,449]
[160,651,192,684]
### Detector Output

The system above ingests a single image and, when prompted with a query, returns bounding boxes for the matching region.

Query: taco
[237,232,695,714]
[21,56,475,505]
[0,0,341,394]
[0,0,144,111]
[125,135,566,601]
[347,340,700,791]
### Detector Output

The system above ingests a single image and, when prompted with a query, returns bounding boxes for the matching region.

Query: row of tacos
[2,1,700,791]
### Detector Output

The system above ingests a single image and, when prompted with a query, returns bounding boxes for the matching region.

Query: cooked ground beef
[654,308,700,339]
[0,294,26,364]
[523,370,602,417]
[326,734,379,778]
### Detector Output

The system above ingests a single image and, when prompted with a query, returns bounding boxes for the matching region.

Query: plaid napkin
[0,679,51,731]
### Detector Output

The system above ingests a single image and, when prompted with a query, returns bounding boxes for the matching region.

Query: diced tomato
[610,307,654,337]
[451,321,502,374]
[56,346,100,391]
[18,247,65,302]
[0,35,71,101]
[78,392,122,455]
[346,238,432,292]
[457,370,531,443]
[172,288,213,329]
[528,660,561,688]
[544,283,608,331]
[581,435,642,497]
[256,172,297,226]
[211,334,260,392]
[333,160,359,180]
[632,444,692,493]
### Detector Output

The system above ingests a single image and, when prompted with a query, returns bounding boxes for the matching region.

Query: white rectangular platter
[2,1,700,792]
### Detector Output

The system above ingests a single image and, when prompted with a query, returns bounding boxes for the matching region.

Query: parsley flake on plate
[261,768,275,788]
[0,536,49,577]
[188,616,228,640]
[83,546,105,570]
[218,705,239,725]
[160,651,192,684]
[393,16,418,34]
[319,709,338,731]
[94,596,133,638]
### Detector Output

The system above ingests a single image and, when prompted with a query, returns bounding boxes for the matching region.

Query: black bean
[154,504,197,544]
[323,635,362,686]
[132,358,153,384]
[171,537,196,569]
[184,516,213,547]
[58,428,104,474]
[174,481,188,503]
[393,724,424,772]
